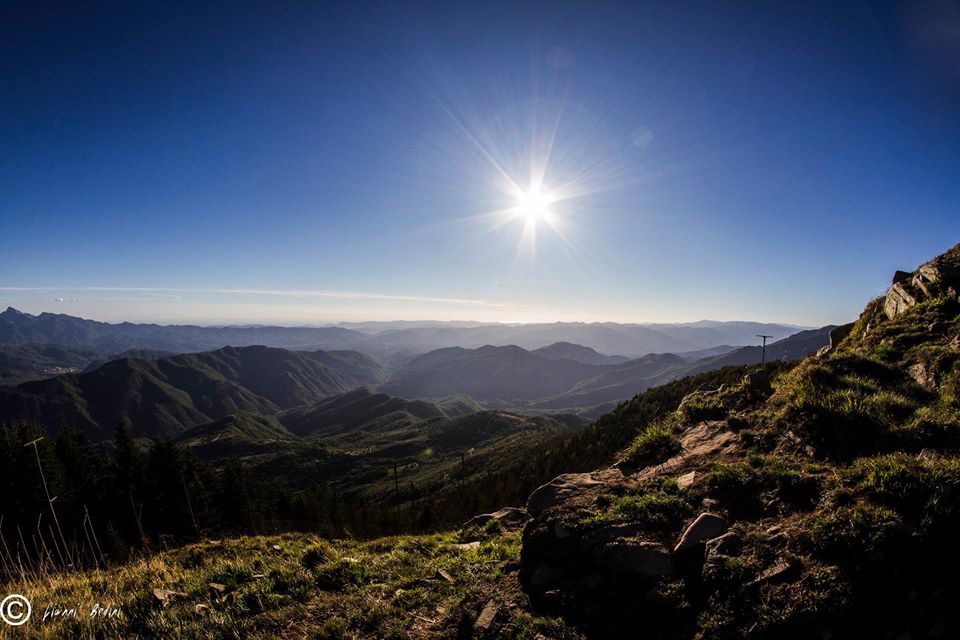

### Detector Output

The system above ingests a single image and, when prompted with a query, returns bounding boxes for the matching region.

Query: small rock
[908,361,938,391]
[674,513,729,553]
[436,569,455,583]
[676,470,697,489]
[152,589,188,607]
[748,559,799,587]
[452,541,481,552]
[475,599,498,630]
[705,531,741,556]
[271,544,282,552]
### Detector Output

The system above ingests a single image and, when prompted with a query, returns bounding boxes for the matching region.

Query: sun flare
[515,185,553,224]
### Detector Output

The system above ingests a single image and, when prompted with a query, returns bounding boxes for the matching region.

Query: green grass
[585,478,694,534]
[1,531,581,639]
[618,417,681,468]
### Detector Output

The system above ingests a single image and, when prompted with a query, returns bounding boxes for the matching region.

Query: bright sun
[515,185,553,223]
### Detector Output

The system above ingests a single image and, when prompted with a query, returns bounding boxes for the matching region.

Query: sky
[2,1,959,327]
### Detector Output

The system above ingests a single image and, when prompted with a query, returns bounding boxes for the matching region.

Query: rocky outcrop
[884,281,921,318]
[520,418,744,628]
[884,245,960,319]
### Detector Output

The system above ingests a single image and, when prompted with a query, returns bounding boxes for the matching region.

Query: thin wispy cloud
[0,286,547,312]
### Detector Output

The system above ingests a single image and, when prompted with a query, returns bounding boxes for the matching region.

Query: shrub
[680,393,730,422]
[620,420,681,468]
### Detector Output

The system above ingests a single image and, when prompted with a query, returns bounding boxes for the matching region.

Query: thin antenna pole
[179,470,201,538]
[757,334,773,368]
[25,437,73,566]
[84,505,105,566]
[129,491,146,543]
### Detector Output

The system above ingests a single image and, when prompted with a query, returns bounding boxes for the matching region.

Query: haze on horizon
[2,1,959,328]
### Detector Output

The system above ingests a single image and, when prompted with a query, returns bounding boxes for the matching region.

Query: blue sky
[2,1,958,326]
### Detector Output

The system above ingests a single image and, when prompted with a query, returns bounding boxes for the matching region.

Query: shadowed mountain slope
[0,345,385,441]
[381,345,608,402]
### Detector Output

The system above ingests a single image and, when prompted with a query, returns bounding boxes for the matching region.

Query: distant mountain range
[524,326,836,415]
[0,324,832,445]
[382,326,835,414]
[0,307,805,361]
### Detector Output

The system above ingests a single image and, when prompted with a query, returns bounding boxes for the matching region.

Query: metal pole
[757,335,773,367]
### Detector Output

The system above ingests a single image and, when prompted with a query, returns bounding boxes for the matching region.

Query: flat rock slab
[633,422,742,483]
[679,421,740,458]
[475,599,499,630]
[674,512,729,553]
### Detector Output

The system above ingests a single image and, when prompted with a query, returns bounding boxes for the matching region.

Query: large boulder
[527,469,623,517]
[593,540,674,576]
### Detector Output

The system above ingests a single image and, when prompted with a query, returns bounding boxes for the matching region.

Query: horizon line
[1,303,816,330]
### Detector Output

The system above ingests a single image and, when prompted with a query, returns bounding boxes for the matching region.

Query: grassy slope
[518,245,960,638]
[6,532,578,639]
